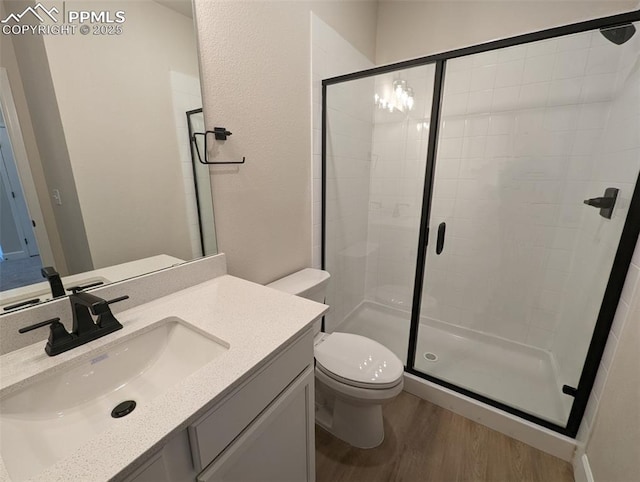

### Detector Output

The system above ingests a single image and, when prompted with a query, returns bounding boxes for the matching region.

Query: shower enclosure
[322,11,640,436]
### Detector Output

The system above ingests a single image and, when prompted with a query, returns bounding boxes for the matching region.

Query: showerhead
[600,23,636,45]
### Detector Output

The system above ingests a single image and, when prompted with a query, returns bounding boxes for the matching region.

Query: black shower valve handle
[583,197,615,209]
[583,187,618,219]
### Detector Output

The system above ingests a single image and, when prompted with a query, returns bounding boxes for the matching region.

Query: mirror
[0,0,216,312]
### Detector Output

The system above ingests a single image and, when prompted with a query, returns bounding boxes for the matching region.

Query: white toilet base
[314,367,403,449]
[318,398,385,448]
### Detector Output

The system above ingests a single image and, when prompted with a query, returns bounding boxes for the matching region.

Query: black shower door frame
[321,9,640,437]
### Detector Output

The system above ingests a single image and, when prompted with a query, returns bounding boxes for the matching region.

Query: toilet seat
[316,363,402,390]
[314,332,404,389]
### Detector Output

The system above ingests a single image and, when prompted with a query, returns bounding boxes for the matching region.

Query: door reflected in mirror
[0,0,216,311]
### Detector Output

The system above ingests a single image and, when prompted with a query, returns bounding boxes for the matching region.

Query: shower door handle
[436,222,446,255]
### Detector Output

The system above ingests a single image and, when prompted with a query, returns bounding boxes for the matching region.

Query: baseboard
[403,373,576,462]
[573,454,594,482]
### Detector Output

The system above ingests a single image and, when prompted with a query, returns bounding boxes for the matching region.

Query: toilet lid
[315,332,404,387]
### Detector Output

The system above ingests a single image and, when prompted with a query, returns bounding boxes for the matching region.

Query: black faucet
[18,292,129,356]
[41,267,66,298]
[70,292,128,334]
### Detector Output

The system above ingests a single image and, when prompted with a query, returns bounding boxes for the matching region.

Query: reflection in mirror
[187,108,217,256]
[0,0,216,311]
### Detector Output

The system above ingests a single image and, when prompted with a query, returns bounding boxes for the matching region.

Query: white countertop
[0,274,327,481]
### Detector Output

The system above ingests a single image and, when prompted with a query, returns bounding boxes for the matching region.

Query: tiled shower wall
[311,15,374,332]
[364,68,435,309]
[417,30,635,352]
[552,30,640,388]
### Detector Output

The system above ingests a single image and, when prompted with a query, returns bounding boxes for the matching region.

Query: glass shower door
[324,64,437,363]
[412,24,640,427]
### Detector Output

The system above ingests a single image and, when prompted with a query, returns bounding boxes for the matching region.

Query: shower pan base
[337,301,572,426]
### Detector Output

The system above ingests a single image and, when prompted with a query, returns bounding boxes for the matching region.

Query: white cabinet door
[198,366,315,482]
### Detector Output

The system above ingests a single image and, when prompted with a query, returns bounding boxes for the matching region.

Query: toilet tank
[267,268,330,303]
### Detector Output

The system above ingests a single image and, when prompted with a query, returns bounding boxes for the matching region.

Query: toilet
[267,268,404,449]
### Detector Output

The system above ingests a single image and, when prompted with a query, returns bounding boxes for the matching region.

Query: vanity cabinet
[124,329,315,482]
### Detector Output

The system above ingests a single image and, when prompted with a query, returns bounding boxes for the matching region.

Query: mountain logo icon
[1,3,59,24]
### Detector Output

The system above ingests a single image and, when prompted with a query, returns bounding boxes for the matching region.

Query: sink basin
[0,318,229,481]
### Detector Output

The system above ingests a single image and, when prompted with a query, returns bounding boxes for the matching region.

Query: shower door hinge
[562,385,578,397]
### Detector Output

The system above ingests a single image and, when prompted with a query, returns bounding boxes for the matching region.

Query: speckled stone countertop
[0,273,327,481]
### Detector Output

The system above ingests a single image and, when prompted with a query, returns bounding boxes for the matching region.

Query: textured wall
[585,254,640,481]
[194,0,378,284]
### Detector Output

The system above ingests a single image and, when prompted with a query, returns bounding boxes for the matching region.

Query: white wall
[194,0,378,285]
[314,14,375,332]
[583,243,640,481]
[375,1,637,65]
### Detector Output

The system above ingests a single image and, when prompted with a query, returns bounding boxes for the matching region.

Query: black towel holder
[191,127,246,165]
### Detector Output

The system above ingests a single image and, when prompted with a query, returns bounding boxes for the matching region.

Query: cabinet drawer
[188,329,313,471]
